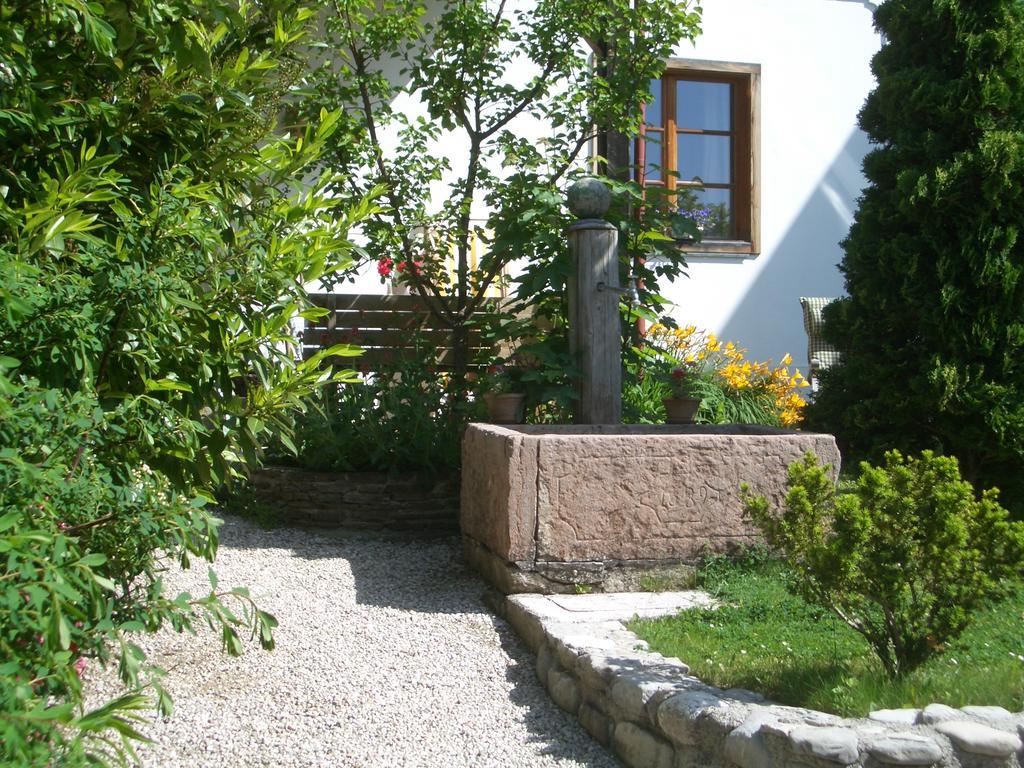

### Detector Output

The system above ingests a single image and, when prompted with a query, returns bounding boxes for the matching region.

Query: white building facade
[657,0,881,369]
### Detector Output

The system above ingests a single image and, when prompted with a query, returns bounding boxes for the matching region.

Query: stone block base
[460,424,840,593]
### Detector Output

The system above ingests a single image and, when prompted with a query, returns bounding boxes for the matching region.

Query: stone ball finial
[566,177,611,219]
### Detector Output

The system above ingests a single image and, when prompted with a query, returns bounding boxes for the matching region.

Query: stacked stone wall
[504,595,1024,768]
[250,467,458,531]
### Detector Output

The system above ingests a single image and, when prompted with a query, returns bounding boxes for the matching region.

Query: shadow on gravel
[494,626,622,767]
[217,513,485,614]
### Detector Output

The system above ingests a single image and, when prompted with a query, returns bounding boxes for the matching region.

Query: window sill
[676,239,760,257]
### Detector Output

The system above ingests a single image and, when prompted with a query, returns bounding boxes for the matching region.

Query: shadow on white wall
[716,128,872,369]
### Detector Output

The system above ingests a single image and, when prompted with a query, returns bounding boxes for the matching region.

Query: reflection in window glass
[645,78,662,127]
[676,81,731,131]
[677,187,731,239]
[677,134,731,185]
[644,132,663,181]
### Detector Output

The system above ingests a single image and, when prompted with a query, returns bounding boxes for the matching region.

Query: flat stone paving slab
[544,592,716,620]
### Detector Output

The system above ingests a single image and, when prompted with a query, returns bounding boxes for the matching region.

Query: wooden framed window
[636,59,761,255]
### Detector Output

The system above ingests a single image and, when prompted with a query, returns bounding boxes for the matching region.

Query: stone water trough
[460,423,840,593]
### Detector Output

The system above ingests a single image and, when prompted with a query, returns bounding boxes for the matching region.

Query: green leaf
[92,573,117,591]
[144,378,193,393]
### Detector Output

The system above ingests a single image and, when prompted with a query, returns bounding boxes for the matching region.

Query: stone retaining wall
[250,466,458,531]
[504,593,1024,768]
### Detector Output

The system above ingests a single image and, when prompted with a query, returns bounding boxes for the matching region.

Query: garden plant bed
[460,423,840,593]
[502,590,1024,768]
[250,466,459,531]
[629,554,1024,717]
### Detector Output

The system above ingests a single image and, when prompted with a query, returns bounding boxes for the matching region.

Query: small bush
[268,352,470,476]
[742,450,1024,678]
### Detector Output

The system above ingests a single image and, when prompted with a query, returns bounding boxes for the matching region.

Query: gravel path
[85,515,621,767]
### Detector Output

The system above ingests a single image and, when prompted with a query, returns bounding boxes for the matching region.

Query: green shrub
[0,0,365,762]
[0,379,279,763]
[269,352,470,476]
[742,450,1024,678]
[808,0,1024,516]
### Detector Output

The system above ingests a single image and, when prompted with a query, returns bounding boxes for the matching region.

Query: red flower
[377,258,394,278]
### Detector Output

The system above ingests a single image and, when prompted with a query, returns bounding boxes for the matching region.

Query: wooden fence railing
[302,293,511,371]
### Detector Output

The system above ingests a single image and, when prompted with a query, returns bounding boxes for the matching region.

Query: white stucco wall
[665,0,881,369]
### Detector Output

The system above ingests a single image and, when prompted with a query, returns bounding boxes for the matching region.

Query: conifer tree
[809,0,1024,516]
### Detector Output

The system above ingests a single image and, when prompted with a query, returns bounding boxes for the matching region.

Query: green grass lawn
[629,552,1024,717]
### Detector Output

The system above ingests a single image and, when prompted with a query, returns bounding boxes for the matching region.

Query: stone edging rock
[501,593,1024,768]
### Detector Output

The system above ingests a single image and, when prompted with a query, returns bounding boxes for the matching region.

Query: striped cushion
[799,297,842,370]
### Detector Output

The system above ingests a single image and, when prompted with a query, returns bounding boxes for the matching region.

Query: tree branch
[479,61,557,141]
[344,15,456,324]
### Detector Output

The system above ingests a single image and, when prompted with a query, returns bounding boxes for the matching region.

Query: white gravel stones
[84,516,619,767]
[933,719,1023,757]
[864,734,944,765]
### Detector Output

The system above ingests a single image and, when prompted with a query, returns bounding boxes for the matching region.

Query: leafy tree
[743,451,1024,679]
[807,0,1024,515]
[0,0,366,762]
[300,0,702,386]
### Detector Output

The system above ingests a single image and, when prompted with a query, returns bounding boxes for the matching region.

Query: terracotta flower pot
[483,392,526,424]
[662,396,701,424]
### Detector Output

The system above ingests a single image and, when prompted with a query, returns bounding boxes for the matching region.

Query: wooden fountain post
[566,178,622,424]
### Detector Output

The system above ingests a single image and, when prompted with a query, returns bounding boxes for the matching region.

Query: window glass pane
[678,187,732,239]
[644,78,662,127]
[643,131,663,181]
[676,80,731,131]
[677,133,731,185]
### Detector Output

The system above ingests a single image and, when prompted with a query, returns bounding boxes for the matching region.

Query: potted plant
[661,363,702,424]
[479,361,526,423]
